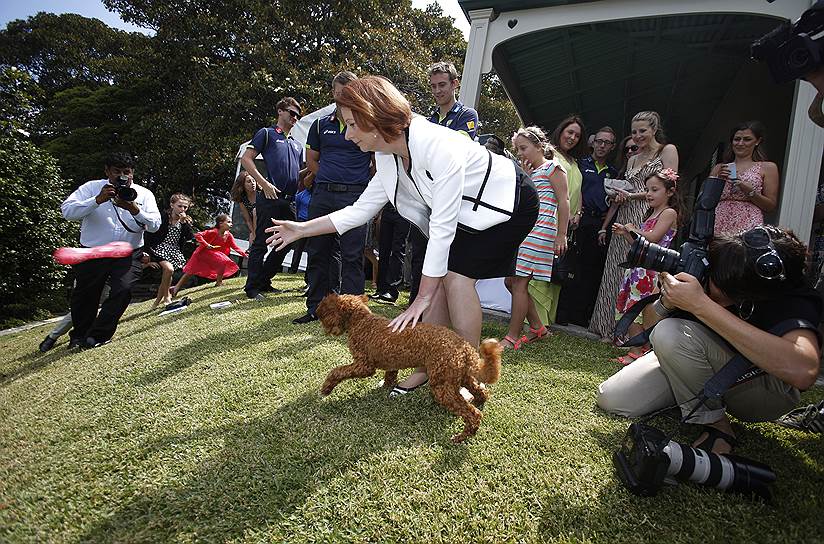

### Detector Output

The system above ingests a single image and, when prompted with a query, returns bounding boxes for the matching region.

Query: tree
[0,68,77,327]
[477,72,521,149]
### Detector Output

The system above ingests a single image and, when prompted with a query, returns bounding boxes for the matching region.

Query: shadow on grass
[81,390,467,542]
[132,307,313,386]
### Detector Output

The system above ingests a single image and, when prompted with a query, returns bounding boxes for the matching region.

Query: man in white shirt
[60,152,161,348]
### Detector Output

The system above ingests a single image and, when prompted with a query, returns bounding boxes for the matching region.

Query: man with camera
[597,225,822,454]
[60,152,161,349]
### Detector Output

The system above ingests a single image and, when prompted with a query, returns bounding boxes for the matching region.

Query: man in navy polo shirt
[408,61,480,303]
[242,96,304,299]
[292,71,373,324]
[557,126,618,326]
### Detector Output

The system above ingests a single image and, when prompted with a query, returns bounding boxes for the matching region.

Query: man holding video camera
[60,152,161,349]
[597,225,822,454]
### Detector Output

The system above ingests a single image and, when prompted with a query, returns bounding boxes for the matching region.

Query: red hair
[336,76,412,142]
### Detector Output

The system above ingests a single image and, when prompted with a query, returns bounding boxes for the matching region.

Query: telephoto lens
[663,441,776,502]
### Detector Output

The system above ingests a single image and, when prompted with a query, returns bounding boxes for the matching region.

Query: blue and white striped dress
[515,160,561,281]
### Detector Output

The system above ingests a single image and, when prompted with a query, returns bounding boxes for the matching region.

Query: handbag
[551,231,577,285]
[603,177,634,198]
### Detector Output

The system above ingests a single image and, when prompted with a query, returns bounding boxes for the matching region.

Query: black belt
[582,207,607,218]
[316,182,366,193]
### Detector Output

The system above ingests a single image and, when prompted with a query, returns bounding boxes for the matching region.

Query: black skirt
[447,169,539,279]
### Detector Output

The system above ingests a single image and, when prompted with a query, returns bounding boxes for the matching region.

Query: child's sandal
[501,335,524,351]
[523,325,550,344]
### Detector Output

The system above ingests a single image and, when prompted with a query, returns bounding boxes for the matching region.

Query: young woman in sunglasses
[597,225,822,455]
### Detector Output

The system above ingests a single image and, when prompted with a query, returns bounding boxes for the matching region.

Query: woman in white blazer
[266,76,538,394]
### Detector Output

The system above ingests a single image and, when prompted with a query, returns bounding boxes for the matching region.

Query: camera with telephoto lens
[751,0,824,84]
[613,423,776,501]
[622,176,725,284]
[114,174,137,202]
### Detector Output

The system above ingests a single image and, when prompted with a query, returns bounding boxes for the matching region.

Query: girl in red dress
[170,213,247,296]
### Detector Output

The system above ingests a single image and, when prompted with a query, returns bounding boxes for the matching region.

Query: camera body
[113,174,138,202]
[752,1,824,84]
[623,176,725,283]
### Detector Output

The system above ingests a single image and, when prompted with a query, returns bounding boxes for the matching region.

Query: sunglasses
[625,145,639,153]
[286,109,301,120]
[742,226,786,281]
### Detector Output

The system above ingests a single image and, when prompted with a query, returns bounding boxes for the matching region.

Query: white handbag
[603,177,634,197]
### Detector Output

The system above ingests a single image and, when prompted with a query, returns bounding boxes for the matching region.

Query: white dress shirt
[61,179,162,249]
[328,115,519,277]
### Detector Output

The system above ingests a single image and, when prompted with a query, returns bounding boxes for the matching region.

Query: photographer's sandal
[389,378,429,397]
[615,346,651,366]
[695,426,737,454]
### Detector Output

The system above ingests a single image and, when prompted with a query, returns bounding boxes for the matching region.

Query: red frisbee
[53,241,134,265]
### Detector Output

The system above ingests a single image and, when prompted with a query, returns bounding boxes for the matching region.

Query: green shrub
[0,134,78,326]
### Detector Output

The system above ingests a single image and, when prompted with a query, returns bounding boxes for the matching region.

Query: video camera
[752,0,824,84]
[614,423,776,501]
[622,176,725,283]
[113,174,137,202]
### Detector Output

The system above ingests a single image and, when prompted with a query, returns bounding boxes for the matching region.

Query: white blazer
[328,115,519,277]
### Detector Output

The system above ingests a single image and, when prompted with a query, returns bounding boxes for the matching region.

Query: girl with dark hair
[710,121,780,236]
[230,171,257,243]
[590,111,679,342]
[612,169,680,363]
[171,213,248,296]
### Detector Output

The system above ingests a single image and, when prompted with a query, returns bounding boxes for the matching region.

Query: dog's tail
[476,338,503,384]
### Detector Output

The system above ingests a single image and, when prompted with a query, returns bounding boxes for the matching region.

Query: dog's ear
[360,294,369,304]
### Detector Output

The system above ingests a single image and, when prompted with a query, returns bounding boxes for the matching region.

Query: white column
[778,81,824,243]
[459,8,495,110]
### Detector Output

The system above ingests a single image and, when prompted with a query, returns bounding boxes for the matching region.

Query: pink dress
[183,229,247,280]
[714,162,765,236]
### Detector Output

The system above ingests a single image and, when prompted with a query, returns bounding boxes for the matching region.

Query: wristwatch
[652,299,674,318]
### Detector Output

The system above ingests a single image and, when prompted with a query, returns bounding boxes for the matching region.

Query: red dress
[183,228,247,280]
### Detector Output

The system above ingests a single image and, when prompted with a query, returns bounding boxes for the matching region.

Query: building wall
[681,62,795,224]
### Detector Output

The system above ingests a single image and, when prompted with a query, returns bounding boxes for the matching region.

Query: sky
[0,0,470,38]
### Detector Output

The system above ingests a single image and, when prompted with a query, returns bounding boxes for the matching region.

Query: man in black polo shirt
[407,61,480,302]
[557,126,618,326]
[242,96,304,300]
[292,71,373,324]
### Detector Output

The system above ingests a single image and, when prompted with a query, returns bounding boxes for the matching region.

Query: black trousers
[70,247,143,343]
[409,228,427,303]
[245,195,294,295]
[305,186,367,314]
[557,212,610,326]
[376,205,411,299]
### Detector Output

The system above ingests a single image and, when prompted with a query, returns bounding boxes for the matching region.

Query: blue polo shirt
[578,155,618,215]
[250,125,303,195]
[306,111,371,185]
[295,189,311,221]
[428,101,479,139]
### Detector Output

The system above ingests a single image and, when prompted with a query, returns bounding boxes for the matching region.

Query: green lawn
[1,275,823,543]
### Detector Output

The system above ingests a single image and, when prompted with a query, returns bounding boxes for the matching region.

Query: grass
[1,274,823,543]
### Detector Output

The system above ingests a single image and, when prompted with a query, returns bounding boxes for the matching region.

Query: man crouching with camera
[597,226,822,455]
[60,152,161,349]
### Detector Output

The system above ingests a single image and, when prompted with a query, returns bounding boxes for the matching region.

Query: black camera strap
[613,292,660,347]
[111,201,146,234]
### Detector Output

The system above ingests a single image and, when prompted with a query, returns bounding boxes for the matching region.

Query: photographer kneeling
[597,226,822,454]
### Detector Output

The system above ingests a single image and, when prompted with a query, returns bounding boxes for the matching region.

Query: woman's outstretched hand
[266,219,303,250]
[388,295,431,333]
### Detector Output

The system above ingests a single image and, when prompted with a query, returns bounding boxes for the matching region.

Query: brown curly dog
[316,293,502,443]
